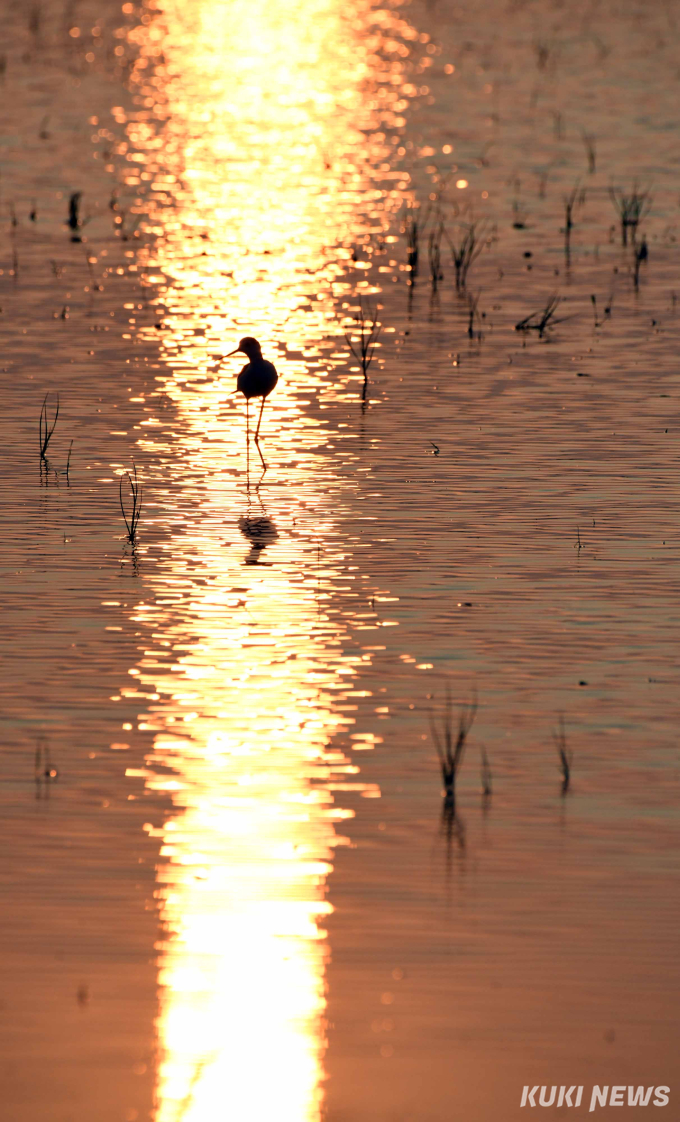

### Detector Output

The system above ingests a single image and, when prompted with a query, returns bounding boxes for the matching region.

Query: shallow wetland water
[1,1,679,1119]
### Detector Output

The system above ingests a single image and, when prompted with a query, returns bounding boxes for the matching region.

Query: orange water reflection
[119,1,417,1117]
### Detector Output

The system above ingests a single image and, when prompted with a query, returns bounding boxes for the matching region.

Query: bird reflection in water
[238,493,278,565]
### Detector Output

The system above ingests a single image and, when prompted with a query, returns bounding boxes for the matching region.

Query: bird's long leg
[254,396,267,471]
[245,398,250,477]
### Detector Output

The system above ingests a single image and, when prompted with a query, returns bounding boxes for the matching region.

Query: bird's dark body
[237,359,278,401]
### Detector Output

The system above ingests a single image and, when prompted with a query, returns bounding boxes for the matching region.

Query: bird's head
[226,336,262,360]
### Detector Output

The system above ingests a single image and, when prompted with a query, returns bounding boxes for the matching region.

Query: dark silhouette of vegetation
[481,748,492,798]
[554,715,572,795]
[428,219,444,290]
[39,392,59,462]
[403,209,421,284]
[633,236,648,290]
[430,689,477,810]
[67,191,84,242]
[609,184,651,246]
[581,131,596,173]
[447,223,487,292]
[345,297,381,402]
[515,294,562,337]
[119,464,142,544]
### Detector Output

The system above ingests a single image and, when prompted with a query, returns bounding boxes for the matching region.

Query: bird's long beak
[225,347,242,356]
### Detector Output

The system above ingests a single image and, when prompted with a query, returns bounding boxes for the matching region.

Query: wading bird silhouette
[224,337,278,473]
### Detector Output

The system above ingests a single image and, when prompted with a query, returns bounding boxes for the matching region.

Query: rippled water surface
[1,1,679,1119]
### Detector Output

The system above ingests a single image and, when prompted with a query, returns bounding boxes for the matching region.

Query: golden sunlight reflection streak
[135,540,378,1122]
[122,1,416,1118]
